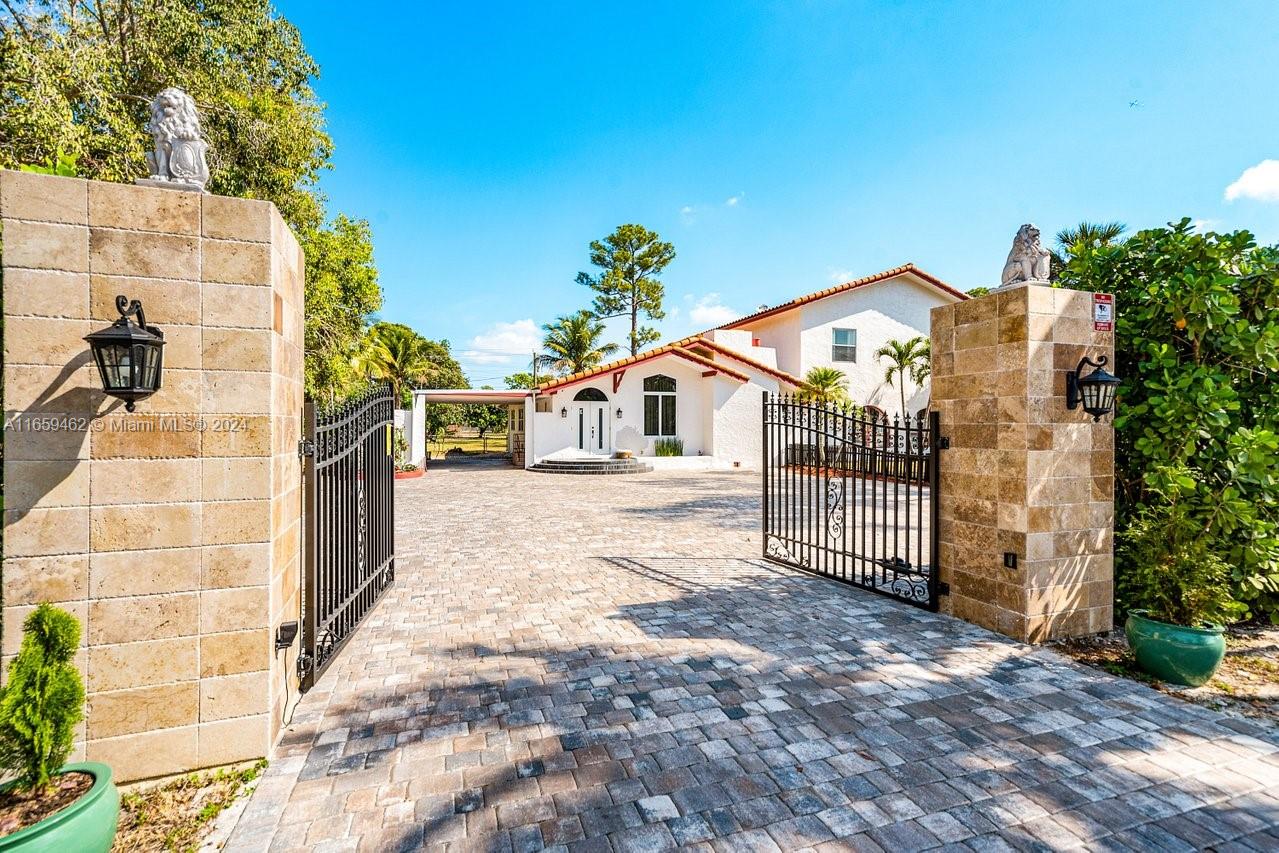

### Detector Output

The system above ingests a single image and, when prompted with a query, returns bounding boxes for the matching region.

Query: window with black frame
[643,375,676,436]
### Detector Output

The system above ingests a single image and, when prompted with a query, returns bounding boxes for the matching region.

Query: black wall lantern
[615,408,623,419]
[84,295,165,412]
[1066,355,1120,421]
[560,406,567,418]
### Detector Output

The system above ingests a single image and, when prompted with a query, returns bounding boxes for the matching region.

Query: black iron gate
[298,384,396,690]
[762,392,942,610]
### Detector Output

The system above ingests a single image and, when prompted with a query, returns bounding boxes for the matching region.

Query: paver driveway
[226,459,1279,852]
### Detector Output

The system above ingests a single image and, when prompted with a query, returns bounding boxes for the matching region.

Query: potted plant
[0,605,118,851]
[1118,486,1247,687]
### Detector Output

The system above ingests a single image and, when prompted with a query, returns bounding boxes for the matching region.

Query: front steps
[529,457,654,475]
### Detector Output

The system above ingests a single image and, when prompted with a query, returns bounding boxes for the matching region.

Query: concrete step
[530,458,653,475]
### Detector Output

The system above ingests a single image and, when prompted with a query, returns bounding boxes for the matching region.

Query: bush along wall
[1060,219,1279,624]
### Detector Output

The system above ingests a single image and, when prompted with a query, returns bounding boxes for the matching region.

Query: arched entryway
[573,387,611,454]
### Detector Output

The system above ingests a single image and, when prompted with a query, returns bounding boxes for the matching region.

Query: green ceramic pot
[0,762,119,853]
[1125,610,1226,687]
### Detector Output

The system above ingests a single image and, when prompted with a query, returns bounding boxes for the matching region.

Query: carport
[411,388,532,466]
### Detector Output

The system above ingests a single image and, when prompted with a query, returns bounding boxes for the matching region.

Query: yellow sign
[386,424,392,456]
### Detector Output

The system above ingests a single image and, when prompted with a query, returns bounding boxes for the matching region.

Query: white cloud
[688,293,739,327]
[460,319,539,365]
[1190,218,1220,233]
[725,192,744,207]
[1225,159,1279,202]
[827,268,855,283]
[679,204,697,224]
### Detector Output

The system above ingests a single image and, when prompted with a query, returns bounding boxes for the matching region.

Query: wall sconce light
[615,408,623,419]
[84,295,165,412]
[1067,356,1121,421]
[560,407,567,418]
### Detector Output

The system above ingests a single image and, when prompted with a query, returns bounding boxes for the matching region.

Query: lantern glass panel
[99,343,131,389]
[1081,382,1103,411]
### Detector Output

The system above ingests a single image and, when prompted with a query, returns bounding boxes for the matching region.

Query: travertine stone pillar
[1,170,303,781]
[930,284,1114,643]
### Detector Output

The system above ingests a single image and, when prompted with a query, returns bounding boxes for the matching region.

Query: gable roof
[717,263,967,330]
[679,336,807,389]
[537,343,753,393]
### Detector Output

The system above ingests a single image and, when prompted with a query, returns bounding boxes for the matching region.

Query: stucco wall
[0,170,303,781]
[736,273,960,416]
[710,372,780,469]
[797,275,952,416]
[530,355,711,462]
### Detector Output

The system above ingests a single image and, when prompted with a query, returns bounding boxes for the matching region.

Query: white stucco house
[417,264,967,470]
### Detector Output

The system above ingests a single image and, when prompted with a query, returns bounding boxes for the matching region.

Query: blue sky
[277,1,1279,384]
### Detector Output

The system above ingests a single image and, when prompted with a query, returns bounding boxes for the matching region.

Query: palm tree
[1051,221,1126,278]
[799,367,850,406]
[875,336,930,419]
[354,323,438,406]
[535,311,620,376]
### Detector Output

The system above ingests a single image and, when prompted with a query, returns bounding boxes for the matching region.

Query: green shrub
[0,604,85,793]
[654,437,683,457]
[1115,470,1248,627]
[1060,220,1279,623]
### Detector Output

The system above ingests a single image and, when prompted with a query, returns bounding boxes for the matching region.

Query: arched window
[573,387,608,401]
[643,375,677,436]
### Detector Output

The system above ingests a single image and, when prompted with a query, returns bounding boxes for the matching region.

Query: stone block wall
[1,169,303,781]
[930,284,1114,643]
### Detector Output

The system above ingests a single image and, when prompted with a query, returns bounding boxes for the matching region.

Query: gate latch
[298,438,315,458]
[938,436,951,449]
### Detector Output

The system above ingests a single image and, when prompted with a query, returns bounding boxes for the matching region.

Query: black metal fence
[299,384,396,691]
[762,393,941,610]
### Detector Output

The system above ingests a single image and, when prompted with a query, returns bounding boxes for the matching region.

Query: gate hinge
[296,650,313,682]
[298,438,315,458]
[938,582,951,596]
[938,437,951,449]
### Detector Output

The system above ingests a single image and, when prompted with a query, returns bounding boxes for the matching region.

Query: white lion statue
[1000,223,1051,287]
[144,87,209,191]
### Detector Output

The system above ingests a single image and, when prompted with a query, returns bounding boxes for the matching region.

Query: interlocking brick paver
[226,463,1279,851]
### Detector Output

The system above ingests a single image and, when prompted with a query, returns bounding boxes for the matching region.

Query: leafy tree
[462,388,508,452]
[0,605,84,794]
[966,286,992,298]
[504,372,539,389]
[306,217,381,403]
[875,336,930,419]
[1060,218,1279,623]
[354,322,439,407]
[798,367,849,405]
[0,0,382,401]
[536,311,620,376]
[576,224,675,355]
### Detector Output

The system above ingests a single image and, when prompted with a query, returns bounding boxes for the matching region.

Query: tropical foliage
[576,224,675,355]
[461,390,508,452]
[353,323,440,407]
[798,367,850,406]
[0,0,381,401]
[1050,220,1126,280]
[536,311,620,376]
[1059,218,1279,623]
[874,336,930,418]
[0,605,84,794]
[654,437,684,457]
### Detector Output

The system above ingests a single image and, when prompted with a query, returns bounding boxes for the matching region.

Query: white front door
[575,403,611,454]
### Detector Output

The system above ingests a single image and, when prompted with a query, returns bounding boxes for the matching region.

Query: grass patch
[430,434,508,456]
[114,760,266,852]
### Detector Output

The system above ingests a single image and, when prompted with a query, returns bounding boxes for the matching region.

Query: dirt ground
[1052,623,1279,726]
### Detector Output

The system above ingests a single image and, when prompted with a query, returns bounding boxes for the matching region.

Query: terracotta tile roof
[679,337,807,389]
[536,344,751,393]
[717,263,967,330]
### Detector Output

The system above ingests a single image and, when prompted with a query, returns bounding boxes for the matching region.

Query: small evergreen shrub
[654,437,683,457]
[0,604,85,794]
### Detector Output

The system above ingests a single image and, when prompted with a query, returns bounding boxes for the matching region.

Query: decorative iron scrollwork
[826,478,844,540]
[765,536,809,568]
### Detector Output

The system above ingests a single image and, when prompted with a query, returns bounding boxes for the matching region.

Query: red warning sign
[1093,293,1114,331]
